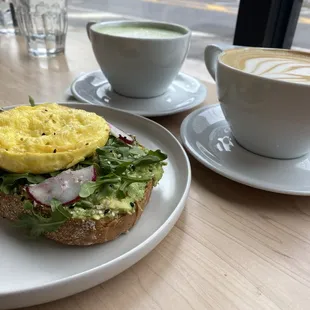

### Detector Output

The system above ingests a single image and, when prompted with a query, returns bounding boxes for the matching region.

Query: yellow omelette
[0,103,110,174]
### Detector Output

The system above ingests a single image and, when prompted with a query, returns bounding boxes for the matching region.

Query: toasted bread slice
[0,180,153,246]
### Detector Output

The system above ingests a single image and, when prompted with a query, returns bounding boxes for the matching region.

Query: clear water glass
[13,0,68,56]
[0,1,15,34]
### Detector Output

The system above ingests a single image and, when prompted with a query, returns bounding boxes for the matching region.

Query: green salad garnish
[16,199,71,238]
[9,135,167,237]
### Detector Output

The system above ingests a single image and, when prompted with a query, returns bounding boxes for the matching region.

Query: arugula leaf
[16,200,71,237]
[114,160,135,175]
[49,171,61,177]
[97,145,144,158]
[23,200,34,210]
[73,200,94,209]
[98,155,130,175]
[132,150,167,167]
[28,95,35,107]
[79,174,121,198]
[0,173,45,185]
[50,199,62,212]
[116,175,152,199]
[105,136,127,147]
[56,205,71,219]
[0,173,46,194]
[79,181,101,198]
[98,159,113,175]
[95,184,115,201]
[95,142,167,200]
[128,147,145,156]
[116,181,130,199]
[97,147,166,175]
[79,159,95,166]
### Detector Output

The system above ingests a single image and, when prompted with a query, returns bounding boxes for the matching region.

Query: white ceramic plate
[0,103,191,309]
[70,70,207,117]
[181,103,310,195]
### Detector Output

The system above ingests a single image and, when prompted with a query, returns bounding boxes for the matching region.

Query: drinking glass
[13,0,68,56]
[0,1,15,34]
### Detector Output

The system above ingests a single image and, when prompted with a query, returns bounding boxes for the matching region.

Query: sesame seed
[42,133,46,136]
[53,149,57,153]
[130,202,134,207]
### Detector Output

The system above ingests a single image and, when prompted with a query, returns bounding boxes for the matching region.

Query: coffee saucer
[181,103,310,195]
[70,70,207,117]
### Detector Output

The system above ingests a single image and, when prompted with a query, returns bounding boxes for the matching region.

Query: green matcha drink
[97,25,183,39]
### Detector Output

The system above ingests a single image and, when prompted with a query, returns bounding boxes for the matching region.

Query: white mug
[87,20,191,98]
[205,44,310,159]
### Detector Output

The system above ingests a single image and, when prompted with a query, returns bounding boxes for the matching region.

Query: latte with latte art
[220,48,310,85]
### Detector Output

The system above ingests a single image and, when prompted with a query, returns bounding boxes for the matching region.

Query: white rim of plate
[1,102,192,297]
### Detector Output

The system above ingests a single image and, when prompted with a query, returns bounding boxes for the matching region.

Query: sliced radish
[109,123,134,145]
[27,166,96,206]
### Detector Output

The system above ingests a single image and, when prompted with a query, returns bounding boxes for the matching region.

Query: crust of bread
[0,181,153,246]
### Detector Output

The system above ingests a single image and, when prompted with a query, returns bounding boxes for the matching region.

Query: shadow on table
[149,103,205,137]
[20,54,70,73]
[188,151,309,214]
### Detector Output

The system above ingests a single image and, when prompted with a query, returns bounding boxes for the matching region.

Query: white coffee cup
[205,44,310,159]
[87,20,191,98]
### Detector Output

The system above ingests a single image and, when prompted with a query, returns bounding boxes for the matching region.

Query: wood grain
[1,28,310,310]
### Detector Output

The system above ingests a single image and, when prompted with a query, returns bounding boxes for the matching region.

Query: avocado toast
[0,103,167,246]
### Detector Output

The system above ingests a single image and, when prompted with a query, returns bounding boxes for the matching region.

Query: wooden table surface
[1,28,310,310]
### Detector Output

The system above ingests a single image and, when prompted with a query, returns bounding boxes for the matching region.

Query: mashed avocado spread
[69,135,166,220]
[71,162,164,220]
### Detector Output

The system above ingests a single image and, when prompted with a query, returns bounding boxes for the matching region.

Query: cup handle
[86,21,96,40]
[204,43,237,80]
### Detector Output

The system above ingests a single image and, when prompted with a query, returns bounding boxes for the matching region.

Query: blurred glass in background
[13,0,68,56]
[0,0,17,34]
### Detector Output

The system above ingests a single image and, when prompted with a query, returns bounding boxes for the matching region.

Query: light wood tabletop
[1,28,310,310]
